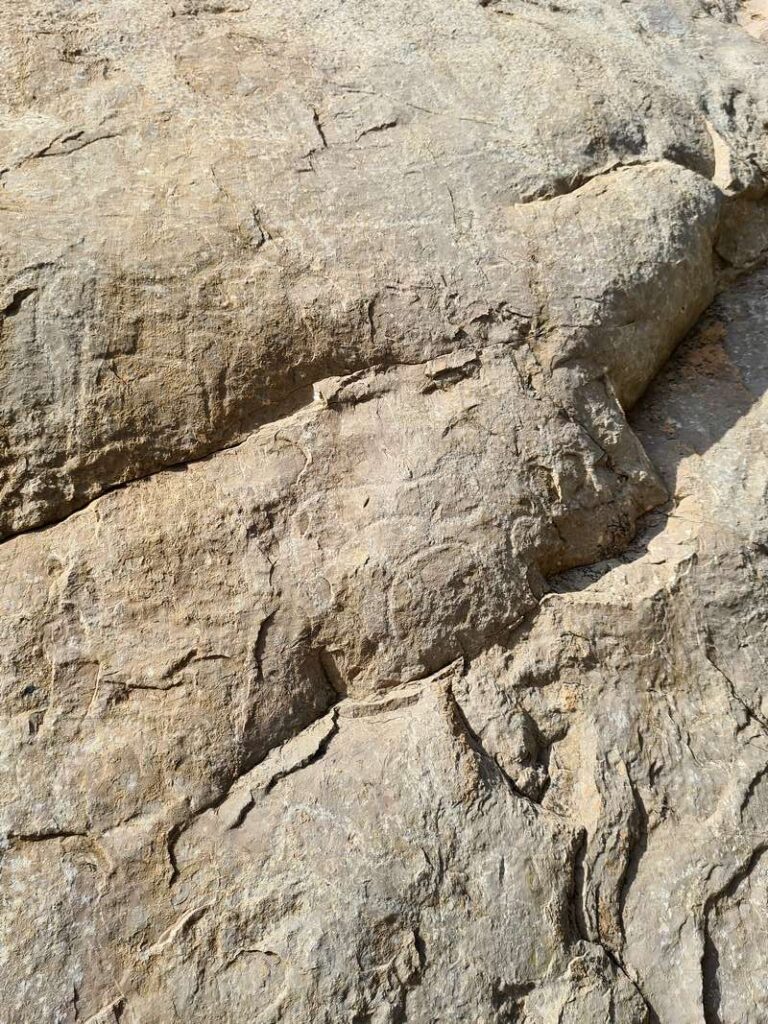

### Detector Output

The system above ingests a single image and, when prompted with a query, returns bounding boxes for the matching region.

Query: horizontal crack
[0,340,545,543]
[7,828,88,844]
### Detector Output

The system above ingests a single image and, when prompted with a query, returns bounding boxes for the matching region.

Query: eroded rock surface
[1,1,768,1022]
[1,0,767,537]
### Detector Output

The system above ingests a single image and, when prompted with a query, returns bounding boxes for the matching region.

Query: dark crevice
[366,296,377,345]
[566,782,660,1024]
[702,926,723,1024]
[446,678,544,809]
[356,119,399,141]
[570,826,591,943]
[166,822,182,885]
[8,829,87,844]
[0,377,318,544]
[1,287,36,318]
[413,926,428,970]
[701,844,768,1024]
[252,610,278,686]
[618,779,650,947]
[225,793,255,831]
[168,684,342,857]
[312,108,328,149]
[262,708,339,795]
[30,130,124,162]
[513,156,698,206]
[317,648,348,700]
[740,761,768,816]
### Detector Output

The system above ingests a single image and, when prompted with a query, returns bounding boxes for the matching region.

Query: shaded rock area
[1,1,768,1022]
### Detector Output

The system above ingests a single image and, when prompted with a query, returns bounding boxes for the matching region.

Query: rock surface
[1,2,768,1022]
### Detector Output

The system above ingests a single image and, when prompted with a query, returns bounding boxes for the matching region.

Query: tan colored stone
[2,3,768,1022]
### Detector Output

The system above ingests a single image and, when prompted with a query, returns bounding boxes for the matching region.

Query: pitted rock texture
[1,2,768,1023]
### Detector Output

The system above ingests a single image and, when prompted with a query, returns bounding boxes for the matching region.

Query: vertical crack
[701,844,768,1024]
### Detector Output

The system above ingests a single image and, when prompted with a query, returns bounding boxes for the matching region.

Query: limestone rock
[2,2,768,1023]
[1,0,766,537]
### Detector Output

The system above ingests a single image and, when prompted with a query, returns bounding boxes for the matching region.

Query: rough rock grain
[1,2,768,1023]
[1,0,767,537]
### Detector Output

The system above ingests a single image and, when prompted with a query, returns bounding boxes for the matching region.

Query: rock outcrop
[1,1,768,1022]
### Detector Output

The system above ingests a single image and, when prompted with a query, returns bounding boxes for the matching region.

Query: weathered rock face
[1,2,768,1022]
[2,0,767,538]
